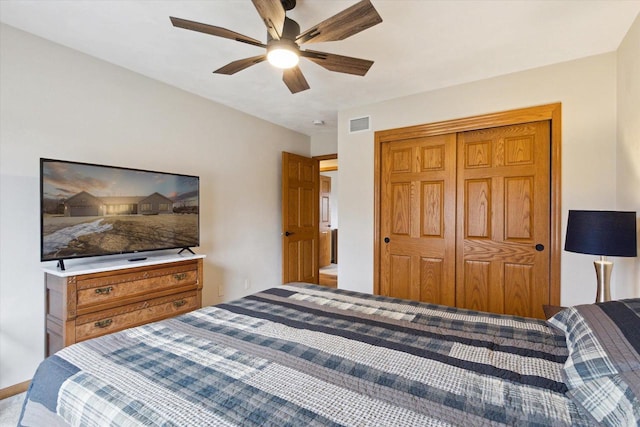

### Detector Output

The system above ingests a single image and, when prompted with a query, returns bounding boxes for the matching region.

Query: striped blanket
[20,283,596,426]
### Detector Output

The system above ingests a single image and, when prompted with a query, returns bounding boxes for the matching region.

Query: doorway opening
[316,154,338,287]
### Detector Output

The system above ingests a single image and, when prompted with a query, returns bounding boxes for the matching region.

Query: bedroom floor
[0,392,24,426]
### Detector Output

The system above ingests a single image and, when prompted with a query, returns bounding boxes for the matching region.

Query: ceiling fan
[170,0,382,94]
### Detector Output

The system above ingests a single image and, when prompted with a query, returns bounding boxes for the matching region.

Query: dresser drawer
[45,257,204,357]
[76,261,199,310]
[75,291,198,342]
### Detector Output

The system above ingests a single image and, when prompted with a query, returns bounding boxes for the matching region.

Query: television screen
[40,158,199,263]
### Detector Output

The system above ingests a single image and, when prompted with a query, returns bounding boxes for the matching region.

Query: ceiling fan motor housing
[266,17,301,68]
[268,16,300,42]
[266,16,301,67]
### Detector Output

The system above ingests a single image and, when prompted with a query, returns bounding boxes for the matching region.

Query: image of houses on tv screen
[41,161,199,259]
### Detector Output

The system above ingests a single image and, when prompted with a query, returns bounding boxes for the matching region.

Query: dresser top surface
[42,252,205,277]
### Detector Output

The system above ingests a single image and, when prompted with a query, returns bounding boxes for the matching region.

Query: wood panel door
[456,121,550,318]
[379,134,457,305]
[282,152,319,284]
[319,175,332,268]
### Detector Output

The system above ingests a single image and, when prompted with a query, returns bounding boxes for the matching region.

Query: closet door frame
[373,103,562,307]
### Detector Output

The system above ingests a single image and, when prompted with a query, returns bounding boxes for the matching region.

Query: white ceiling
[1,1,639,137]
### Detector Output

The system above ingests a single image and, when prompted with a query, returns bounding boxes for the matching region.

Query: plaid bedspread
[20,283,595,426]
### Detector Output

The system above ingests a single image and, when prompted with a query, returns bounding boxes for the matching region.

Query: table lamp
[564,210,637,302]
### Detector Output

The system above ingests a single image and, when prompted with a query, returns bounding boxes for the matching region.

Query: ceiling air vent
[349,116,371,133]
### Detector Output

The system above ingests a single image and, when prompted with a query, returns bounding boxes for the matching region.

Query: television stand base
[178,247,195,255]
[57,260,66,271]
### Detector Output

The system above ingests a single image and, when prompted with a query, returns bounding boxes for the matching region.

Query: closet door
[456,121,550,318]
[380,134,457,305]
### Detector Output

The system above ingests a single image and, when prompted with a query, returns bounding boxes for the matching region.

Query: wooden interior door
[319,175,332,268]
[379,134,457,305]
[282,152,319,284]
[456,121,550,318]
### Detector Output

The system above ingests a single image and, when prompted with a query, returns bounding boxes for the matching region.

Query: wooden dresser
[44,254,204,357]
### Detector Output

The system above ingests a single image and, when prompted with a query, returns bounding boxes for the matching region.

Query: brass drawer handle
[94,319,113,328]
[173,299,187,308]
[173,273,187,281]
[95,286,113,295]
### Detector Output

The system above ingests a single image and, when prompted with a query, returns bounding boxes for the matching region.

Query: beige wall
[0,24,310,389]
[311,133,338,157]
[616,14,640,296]
[337,52,625,307]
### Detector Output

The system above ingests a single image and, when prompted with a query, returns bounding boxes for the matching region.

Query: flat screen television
[40,158,199,270]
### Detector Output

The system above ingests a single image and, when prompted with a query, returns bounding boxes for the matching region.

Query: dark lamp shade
[565,210,637,257]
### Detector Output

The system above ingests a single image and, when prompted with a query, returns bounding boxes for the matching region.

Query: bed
[19,283,640,426]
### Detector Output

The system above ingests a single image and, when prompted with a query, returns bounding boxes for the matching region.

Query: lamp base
[593,257,613,303]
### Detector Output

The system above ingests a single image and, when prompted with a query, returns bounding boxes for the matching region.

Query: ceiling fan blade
[301,50,374,76]
[251,0,285,40]
[282,66,310,94]
[170,17,266,48]
[214,55,267,75]
[296,0,382,45]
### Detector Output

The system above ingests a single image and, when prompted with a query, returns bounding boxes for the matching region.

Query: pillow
[566,371,640,426]
[549,298,640,426]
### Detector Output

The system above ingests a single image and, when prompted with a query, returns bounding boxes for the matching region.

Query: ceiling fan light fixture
[267,40,299,69]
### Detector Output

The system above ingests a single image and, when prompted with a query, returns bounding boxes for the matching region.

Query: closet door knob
[535,244,545,251]
[384,237,390,243]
